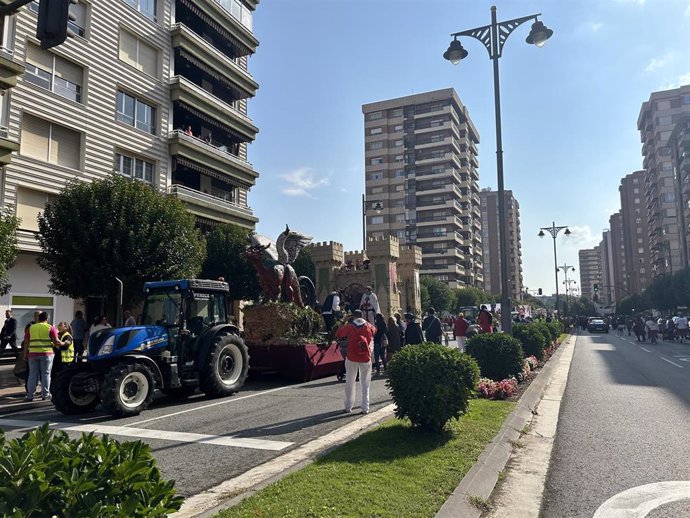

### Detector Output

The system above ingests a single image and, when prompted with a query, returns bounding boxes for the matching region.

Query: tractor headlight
[97,335,115,356]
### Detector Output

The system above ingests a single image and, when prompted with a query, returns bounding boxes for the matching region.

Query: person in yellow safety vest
[52,321,75,377]
[23,311,65,402]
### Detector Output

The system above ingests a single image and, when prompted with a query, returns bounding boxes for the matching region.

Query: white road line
[0,418,293,451]
[639,347,651,353]
[130,384,300,427]
[660,357,684,368]
[593,481,690,517]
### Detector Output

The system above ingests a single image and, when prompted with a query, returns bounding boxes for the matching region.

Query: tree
[201,223,261,302]
[420,276,453,313]
[453,286,495,311]
[37,175,206,308]
[0,209,20,295]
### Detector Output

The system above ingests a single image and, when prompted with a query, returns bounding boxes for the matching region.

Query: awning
[175,101,250,143]
[177,49,248,100]
[179,0,254,57]
[174,156,251,189]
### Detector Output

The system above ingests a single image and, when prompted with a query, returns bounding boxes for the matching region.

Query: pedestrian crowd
[0,309,140,402]
[576,312,689,344]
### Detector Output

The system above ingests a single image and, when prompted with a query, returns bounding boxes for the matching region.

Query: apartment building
[362,88,483,289]
[619,170,651,295]
[479,188,522,300]
[670,113,690,268]
[0,0,260,327]
[608,211,627,303]
[578,246,600,301]
[637,85,690,277]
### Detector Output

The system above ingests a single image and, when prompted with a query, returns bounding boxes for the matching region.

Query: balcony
[168,184,258,228]
[171,23,258,100]
[170,76,258,143]
[169,130,258,186]
[176,0,258,58]
[0,49,24,90]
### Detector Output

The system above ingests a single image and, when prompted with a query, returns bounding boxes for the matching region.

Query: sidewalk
[0,362,52,414]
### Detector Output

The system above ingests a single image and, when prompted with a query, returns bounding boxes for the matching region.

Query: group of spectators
[0,309,139,401]
[579,313,689,344]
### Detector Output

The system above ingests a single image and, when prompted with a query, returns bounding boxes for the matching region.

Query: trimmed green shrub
[466,333,524,381]
[513,323,548,361]
[0,424,183,517]
[386,343,480,432]
[533,320,555,344]
[545,320,563,341]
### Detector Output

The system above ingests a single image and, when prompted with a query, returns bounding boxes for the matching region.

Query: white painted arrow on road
[593,481,690,518]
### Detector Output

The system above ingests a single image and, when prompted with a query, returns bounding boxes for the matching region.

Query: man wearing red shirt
[335,309,376,414]
[453,312,470,351]
[477,305,494,334]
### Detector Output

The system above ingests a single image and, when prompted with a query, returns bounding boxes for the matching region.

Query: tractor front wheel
[51,364,101,415]
[200,334,249,398]
[100,363,155,417]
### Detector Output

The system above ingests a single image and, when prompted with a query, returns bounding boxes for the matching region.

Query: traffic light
[593,283,599,293]
[538,288,542,295]
[36,0,77,50]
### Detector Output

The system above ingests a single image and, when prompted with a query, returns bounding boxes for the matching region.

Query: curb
[435,334,577,518]
[0,399,52,415]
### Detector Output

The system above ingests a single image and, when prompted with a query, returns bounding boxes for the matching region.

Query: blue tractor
[51,279,249,417]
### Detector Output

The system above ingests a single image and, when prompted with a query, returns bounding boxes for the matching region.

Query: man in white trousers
[335,309,376,414]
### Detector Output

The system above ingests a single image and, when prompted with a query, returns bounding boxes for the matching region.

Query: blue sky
[245,0,690,297]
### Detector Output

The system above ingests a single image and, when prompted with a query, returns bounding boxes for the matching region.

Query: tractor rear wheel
[100,363,155,417]
[200,334,249,398]
[51,364,100,415]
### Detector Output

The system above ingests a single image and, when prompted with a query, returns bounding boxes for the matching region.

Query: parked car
[588,319,609,333]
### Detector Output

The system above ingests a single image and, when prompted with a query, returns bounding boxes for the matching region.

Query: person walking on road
[422,308,443,344]
[477,305,494,334]
[453,312,470,352]
[321,290,341,332]
[403,313,424,345]
[675,313,688,343]
[1,309,18,357]
[359,286,380,325]
[633,316,646,342]
[372,313,388,375]
[645,317,659,344]
[335,310,376,414]
[52,321,75,377]
[70,310,86,358]
[24,312,65,401]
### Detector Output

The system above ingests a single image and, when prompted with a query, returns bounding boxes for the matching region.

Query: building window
[632,178,638,185]
[116,90,156,134]
[369,141,384,150]
[30,1,86,38]
[119,29,158,78]
[634,197,640,204]
[394,124,403,132]
[370,127,382,135]
[395,214,405,222]
[395,155,403,162]
[394,139,403,147]
[123,0,157,21]
[115,152,154,183]
[24,43,83,103]
[684,95,690,105]
[20,113,81,169]
[366,111,383,121]
[662,192,676,203]
[633,188,639,194]
[0,11,16,53]
[371,172,383,181]
[371,157,383,165]
[371,216,384,225]
[395,170,404,177]
[0,91,8,138]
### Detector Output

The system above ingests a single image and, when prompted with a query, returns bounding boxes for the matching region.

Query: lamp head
[538,230,545,238]
[443,38,468,65]
[373,201,384,213]
[526,20,553,48]
[564,228,571,237]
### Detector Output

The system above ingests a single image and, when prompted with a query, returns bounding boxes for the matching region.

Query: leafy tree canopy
[201,223,261,302]
[37,175,206,308]
[292,245,315,281]
[0,209,19,296]
[420,276,453,313]
[453,286,497,311]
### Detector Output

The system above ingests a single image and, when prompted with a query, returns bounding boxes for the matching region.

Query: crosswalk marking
[0,418,293,451]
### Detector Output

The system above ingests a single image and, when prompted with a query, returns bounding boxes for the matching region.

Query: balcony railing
[170,130,252,168]
[168,184,254,215]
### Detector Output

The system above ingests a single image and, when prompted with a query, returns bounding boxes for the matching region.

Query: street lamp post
[559,263,575,316]
[538,222,571,318]
[362,194,383,251]
[444,6,553,335]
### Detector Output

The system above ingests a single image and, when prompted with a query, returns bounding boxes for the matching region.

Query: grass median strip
[214,399,515,518]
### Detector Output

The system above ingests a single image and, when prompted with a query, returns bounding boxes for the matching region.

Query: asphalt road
[540,331,690,517]
[0,370,393,497]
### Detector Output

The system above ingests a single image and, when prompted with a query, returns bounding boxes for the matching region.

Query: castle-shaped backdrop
[311,236,422,317]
